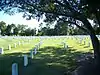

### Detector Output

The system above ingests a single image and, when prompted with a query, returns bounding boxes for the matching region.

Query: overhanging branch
[95,12,100,28]
[58,18,89,33]
[66,21,89,33]
[22,2,76,18]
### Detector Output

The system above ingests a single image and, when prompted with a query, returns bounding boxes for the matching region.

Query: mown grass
[0,36,93,75]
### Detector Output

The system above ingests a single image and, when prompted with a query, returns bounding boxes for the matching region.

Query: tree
[0,21,6,35]
[24,28,31,36]
[5,24,15,36]
[40,27,48,35]
[13,27,19,35]
[0,0,100,67]
[93,24,100,35]
[54,21,68,35]
[17,24,27,35]
[31,28,36,36]
[67,25,75,35]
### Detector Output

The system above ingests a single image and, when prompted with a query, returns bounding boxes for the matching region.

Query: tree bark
[90,33,100,67]
[81,18,100,67]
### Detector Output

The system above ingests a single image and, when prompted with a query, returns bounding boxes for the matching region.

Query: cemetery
[0,0,100,75]
[0,35,94,75]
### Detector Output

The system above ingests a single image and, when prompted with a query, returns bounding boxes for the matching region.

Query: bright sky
[0,11,94,30]
[0,11,43,29]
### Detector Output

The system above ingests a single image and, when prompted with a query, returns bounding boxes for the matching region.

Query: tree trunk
[90,33,100,67]
[81,18,100,67]
[77,16,100,67]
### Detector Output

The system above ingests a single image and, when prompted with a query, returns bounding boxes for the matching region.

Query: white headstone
[14,43,17,48]
[0,47,4,54]
[30,50,33,59]
[83,41,85,45]
[8,44,11,50]
[66,45,68,49]
[22,41,24,45]
[18,41,20,45]
[34,48,37,55]
[28,40,30,43]
[64,43,66,49]
[80,39,82,44]
[24,55,28,67]
[12,63,18,75]
[38,42,41,49]
[88,42,90,47]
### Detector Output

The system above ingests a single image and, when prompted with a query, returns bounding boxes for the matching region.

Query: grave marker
[0,47,4,54]
[34,48,37,55]
[30,50,33,59]
[64,44,68,49]
[12,63,18,75]
[24,55,28,67]
[88,42,90,47]
[63,43,66,49]
[8,44,11,50]
[83,41,85,45]
[22,41,24,45]
[14,43,17,48]
[18,41,20,45]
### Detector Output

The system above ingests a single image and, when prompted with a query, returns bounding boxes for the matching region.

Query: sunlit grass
[0,36,94,75]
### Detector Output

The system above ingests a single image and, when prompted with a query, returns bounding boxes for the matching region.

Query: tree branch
[95,12,100,28]
[58,18,89,33]
[67,21,89,33]
[22,2,76,18]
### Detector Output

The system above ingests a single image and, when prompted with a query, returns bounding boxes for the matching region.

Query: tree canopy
[0,21,37,36]
[0,0,100,34]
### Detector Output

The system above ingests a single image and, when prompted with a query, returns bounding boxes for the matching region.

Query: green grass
[0,36,93,75]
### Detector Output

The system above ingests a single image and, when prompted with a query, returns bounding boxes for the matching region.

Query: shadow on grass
[79,44,85,46]
[0,46,94,75]
[84,46,90,48]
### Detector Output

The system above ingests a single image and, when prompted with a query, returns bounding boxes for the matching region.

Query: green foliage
[0,21,6,35]
[13,27,19,35]
[37,21,88,36]
[0,0,100,34]
[5,24,15,36]
[0,21,37,36]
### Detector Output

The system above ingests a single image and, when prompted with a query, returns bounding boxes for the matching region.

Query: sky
[0,11,94,30]
[0,11,43,29]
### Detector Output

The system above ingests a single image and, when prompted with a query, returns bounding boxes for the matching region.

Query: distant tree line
[0,21,100,36]
[37,21,100,36]
[0,21,36,36]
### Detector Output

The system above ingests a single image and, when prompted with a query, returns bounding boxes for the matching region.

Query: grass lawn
[0,36,93,75]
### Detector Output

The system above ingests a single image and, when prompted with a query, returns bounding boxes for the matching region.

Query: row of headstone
[11,38,48,75]
[8,43,17,50]
[12,55,28,75]
[30,41,43,59]
[8,38,40,75]
[8,41,23,50]
[12,39,43,74]
[0,35,93,41]
[0,41,24,54]
[73,36,92,47]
